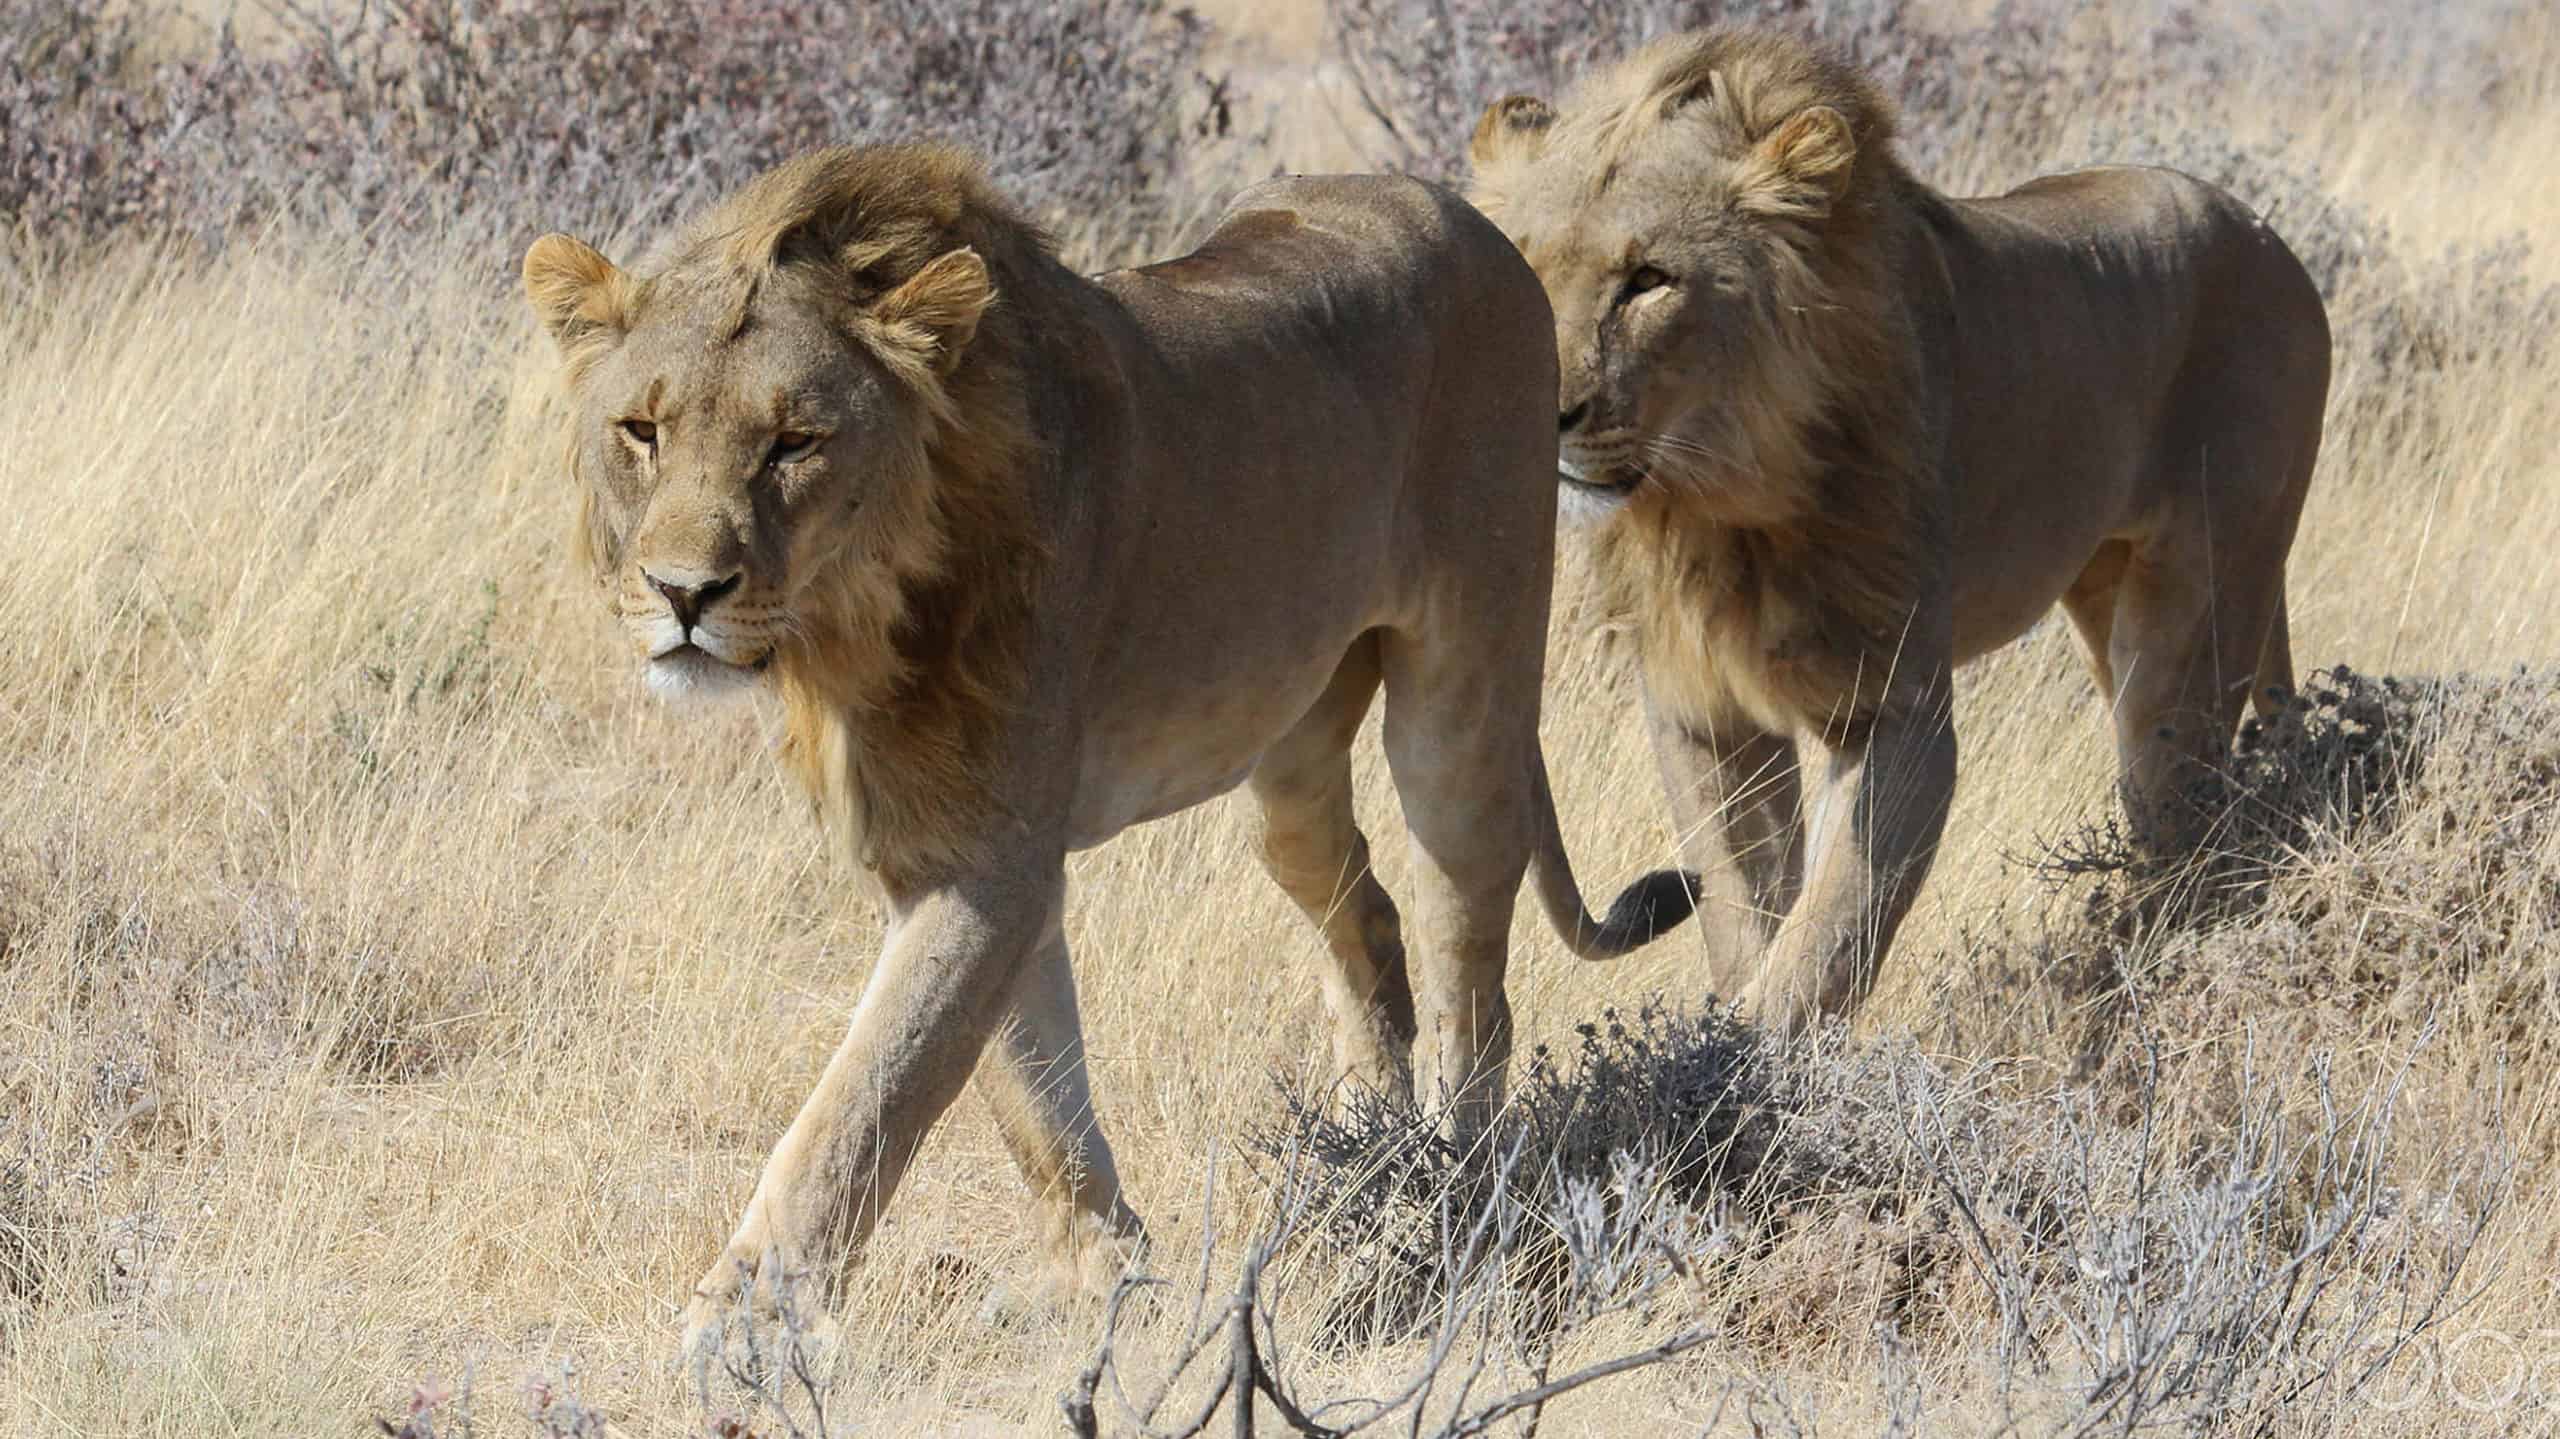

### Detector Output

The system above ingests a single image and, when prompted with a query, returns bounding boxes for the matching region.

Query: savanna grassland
[2,1,2557,1433]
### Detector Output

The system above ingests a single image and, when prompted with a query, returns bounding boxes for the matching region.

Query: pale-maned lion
[521,143,1696,1347]
[1468,29,2329,1032]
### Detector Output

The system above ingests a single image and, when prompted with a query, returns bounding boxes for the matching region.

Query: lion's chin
[1557,466,1640,526]
[643,645,770,704]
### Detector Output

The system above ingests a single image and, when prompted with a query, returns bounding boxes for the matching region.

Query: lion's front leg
[1646,693,1804,995]
[682,867,1063,1360]
[1739,698,1956,1035]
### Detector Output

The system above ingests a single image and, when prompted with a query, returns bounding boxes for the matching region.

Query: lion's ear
[1470,94,1555,171]
[870,247,995,375]
[522,233,633,353]
[1741,105,1859,219]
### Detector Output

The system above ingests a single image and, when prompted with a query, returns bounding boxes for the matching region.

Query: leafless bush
[3,0,1224,248]
[1174,988,2510,1435]
[1903,1038,2509,1434]
[2019,666,2560,1053]
[682,1260,853,1439]
[1253,1004,1841,1344]
[2030,666,2433,941]
[1063,1145,1715,1438]
[1317,0,2480,188]
[0,4,170,238]
[1921,664,2552,1091]
[2177,668,2560,1056]
[352,1007,2513,1435]
[1692,1037,2510,1436]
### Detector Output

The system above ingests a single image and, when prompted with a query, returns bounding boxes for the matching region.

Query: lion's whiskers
[1640,433,1745,493]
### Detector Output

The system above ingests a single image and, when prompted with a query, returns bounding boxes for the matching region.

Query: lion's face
[524,235,994,701]
[1469,85,1863,529]
[1511,182,1795,525]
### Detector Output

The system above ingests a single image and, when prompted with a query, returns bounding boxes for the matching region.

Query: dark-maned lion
[1469,29,2329,1031]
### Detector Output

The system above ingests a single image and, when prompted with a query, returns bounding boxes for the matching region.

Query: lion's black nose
[1558,401,1591,434]
[647,570,742,631]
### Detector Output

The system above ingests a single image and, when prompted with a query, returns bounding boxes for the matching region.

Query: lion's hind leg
[2060,538,2135,706]
[1249,630,1418,1098]
[2253,584,2295,718]
[975,921,1147,1306]
[2104,534,2292,857]
[1375,625,1540,1143]
[2110,304,2319,854]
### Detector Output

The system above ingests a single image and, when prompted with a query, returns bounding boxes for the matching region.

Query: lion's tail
[1526,751,1702,961]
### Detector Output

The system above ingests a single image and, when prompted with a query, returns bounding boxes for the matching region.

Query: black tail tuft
[1593,868,1704,952]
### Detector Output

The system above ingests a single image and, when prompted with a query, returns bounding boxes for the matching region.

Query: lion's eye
[766,431,821,468]
[620,418,657,448]
[1620,265,1675,303]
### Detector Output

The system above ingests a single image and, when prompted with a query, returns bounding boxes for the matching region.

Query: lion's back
[1108,173,1552,397]
[1944,164,2329,375]
[1097,174,1557,511]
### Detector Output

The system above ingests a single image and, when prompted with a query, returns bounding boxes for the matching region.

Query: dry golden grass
[3,9,2558,1436]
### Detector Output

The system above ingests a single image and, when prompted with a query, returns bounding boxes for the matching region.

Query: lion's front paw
[678,1248,752,1377]
[1065,1212,1150,1299]
[1735,979,1812,1040]
[678,1246,843,1382]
